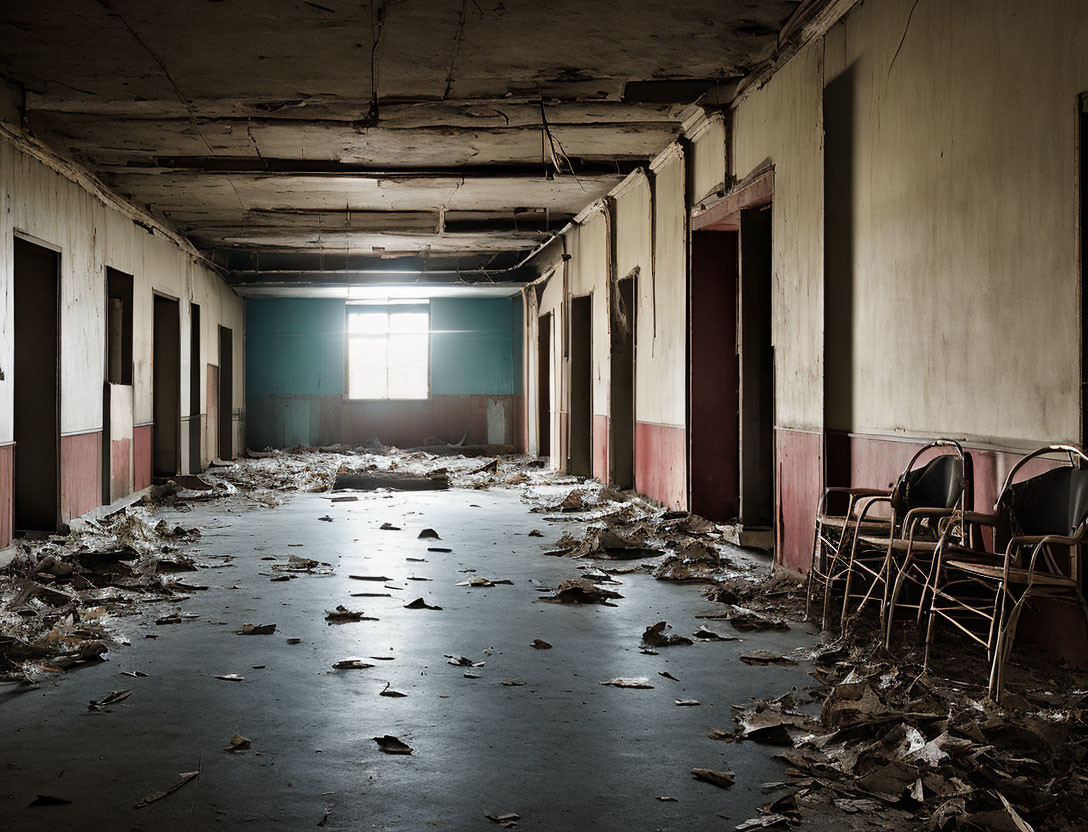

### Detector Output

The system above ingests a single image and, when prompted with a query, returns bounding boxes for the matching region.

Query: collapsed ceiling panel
[0,0,804,287]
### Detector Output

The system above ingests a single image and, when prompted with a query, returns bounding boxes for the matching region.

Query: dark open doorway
[218,325,233,460]
[103,267,134,502]
[689,230,740,521]
[13,237,60,533]
[610,276,636,489]
[739,206,774,526]
[537,313,552,458]
[569,295,592,477]
[189,304,201,472]
[153,295,181,477]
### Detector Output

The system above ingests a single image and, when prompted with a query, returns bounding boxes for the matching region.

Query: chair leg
[988,586,1025,703]
[805,519,822,621]
[923,603,938,672]
[884,552,912,650]
[923,562,945,672]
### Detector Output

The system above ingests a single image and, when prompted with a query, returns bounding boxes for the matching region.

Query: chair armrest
[957,511,999,527]
[1007,534,1081,548]
[903,507,956,525]
[824,487,892,498]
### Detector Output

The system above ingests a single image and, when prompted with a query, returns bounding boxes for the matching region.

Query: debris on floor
[134,770,200,808]
[87,688,133,711]
[324,606,377,623]
[373,735,413,755]
[530,639,552,650]
[538,578,623,606]
[641,621,694,648]
[485,811,520,828]
[445,654,485,667]
[691,768,735,788]
[224,734,251,752]
[600,677,654,689]
[457,577,514,588]
[404,598,442,610]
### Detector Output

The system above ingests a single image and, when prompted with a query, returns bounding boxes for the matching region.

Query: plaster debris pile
[0,507,209,686]
[701,622,1088,832]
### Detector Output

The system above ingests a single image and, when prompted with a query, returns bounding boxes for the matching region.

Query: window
[347,304,429,399]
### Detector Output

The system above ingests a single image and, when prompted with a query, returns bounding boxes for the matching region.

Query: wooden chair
[924,444,1088,701]
[833,441,970,635]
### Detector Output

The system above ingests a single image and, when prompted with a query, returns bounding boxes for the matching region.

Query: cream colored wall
[731,38,825,432]
[689,115,728,205]
[0,131,244,471]
[568,211,611,419]
[819,0,1087,446]
[523,144,690,475]
[642,148,688,429]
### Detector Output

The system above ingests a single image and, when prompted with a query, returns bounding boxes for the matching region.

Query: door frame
[13,230,61,532]
[688,165,775,531]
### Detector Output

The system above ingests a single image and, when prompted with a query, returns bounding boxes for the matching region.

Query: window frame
[344,302,431,401]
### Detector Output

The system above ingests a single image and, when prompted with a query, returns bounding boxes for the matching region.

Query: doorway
[689,229,740,521]
[537,313,551,458]
[739,206,774,526]
[153,295,181,477]
[610,276,636,489]
[569,295,592,477]
[189,304,201,472]
[13,237,60,533]
[218,326,233,460]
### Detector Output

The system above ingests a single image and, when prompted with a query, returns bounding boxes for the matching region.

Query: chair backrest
[995,445,1088,549]
[890,440,969,516]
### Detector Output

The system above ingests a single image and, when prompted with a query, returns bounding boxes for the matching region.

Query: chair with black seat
[833,441,971,636]
[807,440,969,630]
[807,484,895,627]
[924,444,1088,701]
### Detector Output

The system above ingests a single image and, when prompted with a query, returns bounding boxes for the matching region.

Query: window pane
[388,333,428,368]
[390,311,428,333]
[349,367,387,399]
[348,336,387,369]
[348,309,388,334]
[388,366,428,399]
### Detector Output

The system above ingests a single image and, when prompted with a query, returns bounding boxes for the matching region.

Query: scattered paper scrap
[691,768,735,789]
[373,735,412,755]
[88,689,133,711]
[600,678,653,689]
[405,598,442,610]
[236,623,276,635]
[224,734,251,752]
[134,770,200,808]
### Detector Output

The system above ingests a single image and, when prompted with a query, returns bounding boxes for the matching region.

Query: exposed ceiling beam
[122,156,644,177]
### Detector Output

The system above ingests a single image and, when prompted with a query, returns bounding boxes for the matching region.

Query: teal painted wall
[430,298,523,395]
[245,296,522,448]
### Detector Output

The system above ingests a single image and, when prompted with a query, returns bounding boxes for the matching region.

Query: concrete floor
[0,488,822,831]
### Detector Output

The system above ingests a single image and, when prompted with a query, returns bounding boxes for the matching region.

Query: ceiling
[0,0,803,293]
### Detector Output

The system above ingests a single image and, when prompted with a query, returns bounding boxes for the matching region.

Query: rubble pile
[714,623,1088,831]
[0,509,207,685]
